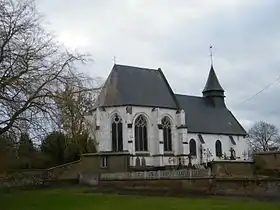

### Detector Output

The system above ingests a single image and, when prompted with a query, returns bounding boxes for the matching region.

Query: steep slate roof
[175,94,247,135]
[95,64,247,136]
[203,65,224,94]
[96,64,178,109]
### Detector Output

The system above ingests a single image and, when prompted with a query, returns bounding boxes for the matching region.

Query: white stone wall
[87,106,249,167]
[90,106,185,155]
[187,133,249,164]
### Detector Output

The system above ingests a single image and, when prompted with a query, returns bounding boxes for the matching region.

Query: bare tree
[248,121,280,152]
[0,0,90,137]
[54,72,101,139]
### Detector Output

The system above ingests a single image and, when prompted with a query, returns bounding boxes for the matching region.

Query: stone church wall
[88,106,250,167]
[187,133,249,165]
[92,106,184,167]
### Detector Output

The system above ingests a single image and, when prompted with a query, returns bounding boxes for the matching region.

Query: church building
[86,63,249,168]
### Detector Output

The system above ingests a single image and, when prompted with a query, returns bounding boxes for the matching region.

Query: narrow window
[162,116,172,151]
[141,157,146,166]
[100,156,107,168]
[135,115,148,151]
[135,157,141,167]
[189,139,197,156]
[111,114,123,152]
[215,140,222,157]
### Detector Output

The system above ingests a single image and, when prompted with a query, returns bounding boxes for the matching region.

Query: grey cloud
[36,0,280,130]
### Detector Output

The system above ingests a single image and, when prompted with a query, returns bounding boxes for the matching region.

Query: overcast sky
[36,0,280,131]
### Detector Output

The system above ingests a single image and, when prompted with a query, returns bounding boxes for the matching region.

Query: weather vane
[209,45,213,66]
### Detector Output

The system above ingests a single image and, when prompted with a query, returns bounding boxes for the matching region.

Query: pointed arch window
[162,116,172,151]
[111,114,123,152]
[189,139,197,156]
[134,115,148,151]
[215,140,222,157]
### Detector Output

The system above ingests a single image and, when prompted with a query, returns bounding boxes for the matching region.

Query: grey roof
[175,94,247,136]
[203,65,224,96]
[95,64,247,136]
[96,64,178,109]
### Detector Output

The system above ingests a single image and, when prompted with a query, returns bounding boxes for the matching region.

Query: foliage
[40,131,96,168]
[0,0,99,170]
[41,131,67,166]
[0,0,94,137]
[0,133,16,153]
[16,132,36,169]
[0,134,17,172]
[248,121,280,152]
[18,133,35,157]
[54,75,100,139]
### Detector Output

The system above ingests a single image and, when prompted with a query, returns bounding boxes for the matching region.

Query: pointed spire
[203,65,224,97]
[203,45,224,98]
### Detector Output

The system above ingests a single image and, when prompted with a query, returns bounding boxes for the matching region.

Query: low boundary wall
[99,168,211,181]
[78,168,280,200]
[94,177,280,200]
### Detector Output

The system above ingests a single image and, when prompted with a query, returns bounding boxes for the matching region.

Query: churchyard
[1,187,279,210]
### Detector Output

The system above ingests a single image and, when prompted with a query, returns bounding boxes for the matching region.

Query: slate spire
[202,65,224,98]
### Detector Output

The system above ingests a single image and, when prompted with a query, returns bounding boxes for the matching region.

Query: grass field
[1,187,279,210]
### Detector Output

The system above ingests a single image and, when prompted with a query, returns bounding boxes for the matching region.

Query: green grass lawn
[1,187,279,210]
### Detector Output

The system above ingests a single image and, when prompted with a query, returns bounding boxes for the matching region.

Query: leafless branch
[0,0,100,140]
[248,121,280,152]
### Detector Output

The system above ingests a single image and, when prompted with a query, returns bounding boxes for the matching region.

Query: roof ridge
[175,94,202,98]
[114,64,158,71]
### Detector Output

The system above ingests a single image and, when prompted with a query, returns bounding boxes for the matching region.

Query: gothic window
[215,140,222,157]
[162,116,172,151]
[189,139,197,156]
[134,115,148,151]
[111,114,123,152]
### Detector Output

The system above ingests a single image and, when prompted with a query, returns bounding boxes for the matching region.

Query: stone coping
[212,160,254,163]
[81,152,192,157]
[254,151,280,155]
[46,160,81,171]
[81,151,130,157]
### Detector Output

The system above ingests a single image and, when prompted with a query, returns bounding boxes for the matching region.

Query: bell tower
[202,46,225,107]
